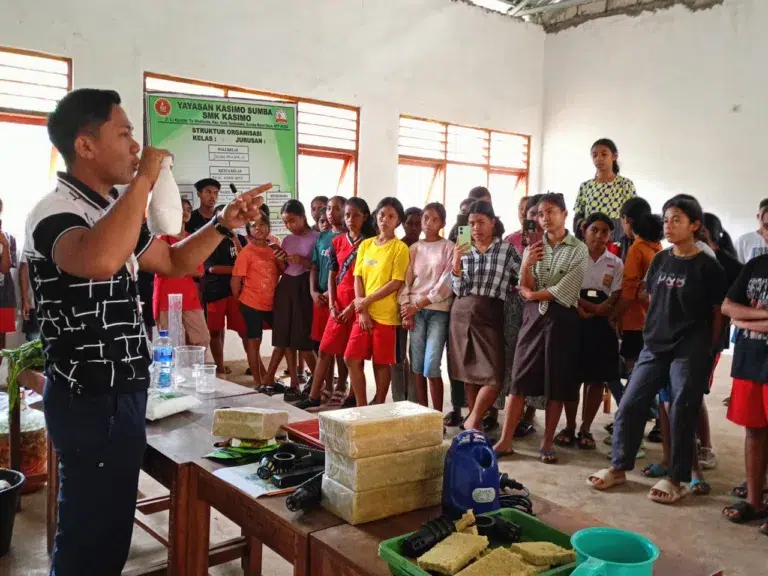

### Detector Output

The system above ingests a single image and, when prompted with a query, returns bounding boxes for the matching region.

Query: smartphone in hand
[523,219,542,246]
[457,225,471,250]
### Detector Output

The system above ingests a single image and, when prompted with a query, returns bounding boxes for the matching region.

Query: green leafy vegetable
[1,339,45,412]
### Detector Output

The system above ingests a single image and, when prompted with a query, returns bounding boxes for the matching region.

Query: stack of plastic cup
[194,363,217,394]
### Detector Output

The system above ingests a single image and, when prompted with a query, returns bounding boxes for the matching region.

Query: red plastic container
[282,419,324,450]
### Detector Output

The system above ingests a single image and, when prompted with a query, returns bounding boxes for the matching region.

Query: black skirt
[272,273,314,351]
[510,301,580,402]
[447,295,504,386]
[579,315,620,382]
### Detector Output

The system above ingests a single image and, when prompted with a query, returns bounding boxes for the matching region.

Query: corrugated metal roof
[463,0,598,19]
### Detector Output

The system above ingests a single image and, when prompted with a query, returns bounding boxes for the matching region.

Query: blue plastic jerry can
[442,430,501,518]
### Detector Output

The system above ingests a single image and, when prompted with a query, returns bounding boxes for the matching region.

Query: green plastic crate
[378,508,576,576]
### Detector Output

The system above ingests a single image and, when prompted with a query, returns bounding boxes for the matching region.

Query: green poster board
[145,92,297,235]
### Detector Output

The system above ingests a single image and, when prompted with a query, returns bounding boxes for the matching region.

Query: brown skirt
[447,295,504,386]
[510,300,580,402]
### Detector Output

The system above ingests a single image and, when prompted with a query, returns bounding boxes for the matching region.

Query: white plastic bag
[145,389,201,421]
[147,156,183,235]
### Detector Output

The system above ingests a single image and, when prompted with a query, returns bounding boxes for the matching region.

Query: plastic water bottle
[152,330,173,389]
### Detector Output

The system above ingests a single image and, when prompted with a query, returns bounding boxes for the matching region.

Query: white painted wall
[541,0,766,238]
[3,0,545,210]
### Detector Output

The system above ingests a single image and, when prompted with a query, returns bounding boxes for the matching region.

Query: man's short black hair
[47,88,122,166]
[469,186,491,201]
[404,207,423,220]
[194,178,221,193]
[585,211,614,231]
[759,198,768,213]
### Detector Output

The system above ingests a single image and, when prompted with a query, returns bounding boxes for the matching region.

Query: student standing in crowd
[392,206,423,402]
[310,195,329,232]
[204,206,248,375]
[504,194,545,439]
[152,200,213,363]
[400,202,454,410]
[33,88,268,576]
[231,209,286,385]
[588,195,727,505]
[309,196,347,402]
[554,213,623,450]
[505,195,530,254]
[495,193,588,462]
[721,254,768,533]
[316,210,329,232]
[262,200,318,400]
[608,199,663,444]
[346,197,409,406]
[444,196,476,427]
[735,198,768,263]
[298,198,375,409]
[187,178,220,233]
[449,200,519,432]
[573,138,636,242]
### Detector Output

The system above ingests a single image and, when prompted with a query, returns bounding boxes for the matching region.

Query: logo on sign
[154,98,172,117]
[275,109,288,124]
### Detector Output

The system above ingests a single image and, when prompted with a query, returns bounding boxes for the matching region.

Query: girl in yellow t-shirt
[346,197,410,406]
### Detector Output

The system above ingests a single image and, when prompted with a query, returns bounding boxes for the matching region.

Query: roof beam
[516,0,597,17]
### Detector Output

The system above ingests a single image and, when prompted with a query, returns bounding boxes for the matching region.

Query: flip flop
[539,449,558,464]
[730,481,768,500]
[690,478,711,496]
[494,448,515,459]
[554,428,576,448]
[255,385,274,396]
[320,388,332,404]
[327,390,346,408]
[514,422,535,438]
[722,501,768,524]
[648,479,689,505]
[586,468,626,491]
[577,432,596,450]
[643,463,668,478]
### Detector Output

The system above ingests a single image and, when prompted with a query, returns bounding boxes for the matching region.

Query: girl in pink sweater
[400,202,455,410]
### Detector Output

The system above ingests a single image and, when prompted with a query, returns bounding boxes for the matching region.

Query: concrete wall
[541,0,765,237]
[3,0,545,209]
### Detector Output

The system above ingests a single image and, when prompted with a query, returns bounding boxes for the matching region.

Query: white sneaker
[699,446,717,470]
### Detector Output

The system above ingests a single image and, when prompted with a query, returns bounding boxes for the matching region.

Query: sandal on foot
[327,390,346,407]
[270,382,288,394]
[256,385,274,395]
[577,432,596,450]
[494,447,515,458]
[648,479,689,505]
[603,422,614,434]
[647,426,663,443]
[690,478,711,496]
[320,388,332,404]
[296,397,322,410]
[554,428,576,448]
[443,411,462,427]
[642,463,668,478]
[539,449,558,464]
[482,414,499,432]
[340,395,357,409]
[698,446,717,470]
[514,422,535,438]
[722,500,768,524]
[586,468,626,490]
[283,388,307,403]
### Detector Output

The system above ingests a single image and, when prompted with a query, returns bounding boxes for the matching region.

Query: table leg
[187,464,211,576]
[294,534,309,576]
[46,439,58,555]
[241,531,262,576]
[168,465,190,576]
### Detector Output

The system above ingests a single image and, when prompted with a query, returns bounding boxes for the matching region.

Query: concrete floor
[1,355,765,575]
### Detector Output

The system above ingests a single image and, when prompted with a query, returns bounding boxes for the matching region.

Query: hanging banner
[145,92,297,235]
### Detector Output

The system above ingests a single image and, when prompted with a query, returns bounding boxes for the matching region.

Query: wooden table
[309,497,724,576]
[187,458,344,576]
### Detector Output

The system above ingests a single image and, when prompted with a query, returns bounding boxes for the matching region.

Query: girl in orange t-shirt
[231,211,286,385]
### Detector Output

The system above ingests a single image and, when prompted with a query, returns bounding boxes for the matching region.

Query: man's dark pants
[43,380,147,576]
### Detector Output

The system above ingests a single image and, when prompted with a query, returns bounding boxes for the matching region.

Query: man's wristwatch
[213,214,234,238]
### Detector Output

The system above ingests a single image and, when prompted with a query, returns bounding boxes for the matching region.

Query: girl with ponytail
[574,138,637,243]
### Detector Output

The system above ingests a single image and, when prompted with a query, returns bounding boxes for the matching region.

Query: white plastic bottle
[152,330,173,389]
[147,156,183,235]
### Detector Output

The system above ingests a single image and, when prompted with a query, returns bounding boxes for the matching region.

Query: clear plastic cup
[194,363,217,394]
[174,345,205,387]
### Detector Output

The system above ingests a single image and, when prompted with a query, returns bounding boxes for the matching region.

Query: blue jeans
[44,381,147,576]
[611,346,711,483]
[410,309,450,378]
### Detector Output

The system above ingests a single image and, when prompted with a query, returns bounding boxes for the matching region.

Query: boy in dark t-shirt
[588,195,727,505]
[722,254,768,531]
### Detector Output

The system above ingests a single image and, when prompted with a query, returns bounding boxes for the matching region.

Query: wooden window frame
[144,72,360,196]
[398,114,530,206]
[0,46,72,119]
